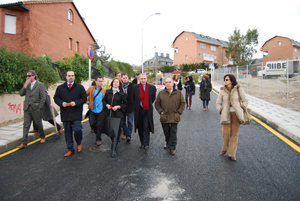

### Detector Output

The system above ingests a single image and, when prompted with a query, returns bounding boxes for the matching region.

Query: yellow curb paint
[0,118,89,158]
[212,89,300,153]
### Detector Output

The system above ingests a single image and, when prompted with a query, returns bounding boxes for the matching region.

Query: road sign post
[87,46,94,86]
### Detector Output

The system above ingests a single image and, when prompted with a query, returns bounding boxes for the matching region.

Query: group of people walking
[17,69,248,161]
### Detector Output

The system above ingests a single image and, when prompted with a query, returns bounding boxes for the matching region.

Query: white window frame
[278,41,281,46]
[4,14,16,34]
[294,48,298,53]
[199,52,202,57]
[210,45,216,51]
[200,43,206,49]
[76,41,79,52]
[68,9,73,21]
[185,55,188,61]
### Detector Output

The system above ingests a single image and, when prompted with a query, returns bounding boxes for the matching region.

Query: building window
[210,46,216,51]
[199,52,202,57]
[200,43,206,49]
[278,41,281,46]
[185,55,188,61]
[68,9,73,21]
[69,38,72,49]
[186,37,188,41]
[294,48,298,53]
[4,15,16,34]
[76,41,79,52]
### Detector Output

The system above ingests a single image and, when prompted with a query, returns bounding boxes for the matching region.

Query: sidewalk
[0,104,89,154]
[212,82,300,144]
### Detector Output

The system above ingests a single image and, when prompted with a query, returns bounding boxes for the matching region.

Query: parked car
[195,69,207,74]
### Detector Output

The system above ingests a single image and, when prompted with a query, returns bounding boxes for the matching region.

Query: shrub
[0,46,59,94]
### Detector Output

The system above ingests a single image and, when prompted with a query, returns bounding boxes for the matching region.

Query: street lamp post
[141,13,160,73]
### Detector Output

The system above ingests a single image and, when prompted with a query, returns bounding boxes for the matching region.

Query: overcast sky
[2,0,300,65]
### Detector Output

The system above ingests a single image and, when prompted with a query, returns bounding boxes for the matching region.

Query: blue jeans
[63,121,82,152]
[122,112,134,137]
[202,100,209,108]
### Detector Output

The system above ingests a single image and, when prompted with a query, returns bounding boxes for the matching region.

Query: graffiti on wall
[8,102,22,115]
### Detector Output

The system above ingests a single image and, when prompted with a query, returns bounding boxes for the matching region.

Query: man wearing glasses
[54,70,87,157]
[18,70,46,149]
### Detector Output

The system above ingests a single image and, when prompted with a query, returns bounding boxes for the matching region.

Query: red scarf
[139,83,149,112]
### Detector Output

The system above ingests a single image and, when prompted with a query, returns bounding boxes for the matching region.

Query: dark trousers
[63,121,82,152]
[137,108,150,146]
[122,111,134,137]
[202,100,209,108]
[89,111,105,141]
[22,105,45,144]
[161,123,178,150]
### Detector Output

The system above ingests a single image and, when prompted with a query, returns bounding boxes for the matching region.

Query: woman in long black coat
[102,78,127,157]
[199,74,212,110]
[184,76,195,110]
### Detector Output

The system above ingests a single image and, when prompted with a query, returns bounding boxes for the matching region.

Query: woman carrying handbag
[102,78,127,157]
[216,74,248,161]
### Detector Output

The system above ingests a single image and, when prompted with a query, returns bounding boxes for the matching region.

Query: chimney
[155,52,158,57]
[166,53,169,58]
[160,53,164,57]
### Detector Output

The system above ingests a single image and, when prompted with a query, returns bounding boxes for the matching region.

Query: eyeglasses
[225,79,230,81]
[26,75,32,77]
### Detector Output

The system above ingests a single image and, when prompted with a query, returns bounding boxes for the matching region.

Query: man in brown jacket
[155,77,185,155]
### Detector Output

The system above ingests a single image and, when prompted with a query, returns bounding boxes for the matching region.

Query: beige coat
[216,84,248,124]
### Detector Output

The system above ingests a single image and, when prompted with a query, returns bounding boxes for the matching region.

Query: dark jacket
[199,79,212,101]
[133,83,156,133]
[122,82,135,113]
[184,80,195,95]
[155,89,185,123]
[20,80,46,111]
[102,89,127,118]
[54,82,87,122]
[41,90,58,121]
[173,80,182,91]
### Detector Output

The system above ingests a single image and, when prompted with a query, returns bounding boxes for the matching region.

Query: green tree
[94,60,106,77]
[226,28,258,66]
[159,65,176,73]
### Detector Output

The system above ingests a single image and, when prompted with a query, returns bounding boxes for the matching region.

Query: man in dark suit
[121,73,135,143]
[18,70,46,149]
[133,73,156,149]
[54,70,87,157]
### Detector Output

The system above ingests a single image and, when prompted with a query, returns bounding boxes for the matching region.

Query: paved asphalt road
[0,90,299,201]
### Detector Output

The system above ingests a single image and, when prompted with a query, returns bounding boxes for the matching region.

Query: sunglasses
[225,79,230,81]
[26,75,32,77]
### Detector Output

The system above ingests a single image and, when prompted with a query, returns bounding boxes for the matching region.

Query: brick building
[143,52,173,69]
[260,36,300,65]
[0,0,95,61]
[171,31,232,67]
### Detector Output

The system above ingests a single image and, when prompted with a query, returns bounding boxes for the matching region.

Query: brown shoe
[229,156,236,161]
[163,144,168,150]
[170,150,175,155]
[122,135,126,140]
[96,140,101,146]
[58,128,64,136]
[77,144,82,152]
[29,130,38,133]
[40,138,46,143]
[64,151,74,157]
[220,150,226,155]
[17,144,27,149]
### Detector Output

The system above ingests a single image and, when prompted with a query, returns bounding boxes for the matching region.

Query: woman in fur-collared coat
[216,74,248,161]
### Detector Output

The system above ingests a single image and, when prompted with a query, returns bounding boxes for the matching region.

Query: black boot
[111,138,118,158]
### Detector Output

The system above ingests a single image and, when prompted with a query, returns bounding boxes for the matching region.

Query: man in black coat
[54,70,87,157]
[121,73,135,143]
[133,73,156,149]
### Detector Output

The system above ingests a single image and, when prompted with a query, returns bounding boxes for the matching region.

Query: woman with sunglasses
[216,74,248,161]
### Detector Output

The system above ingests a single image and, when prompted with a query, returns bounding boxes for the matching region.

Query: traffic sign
[87,46,94,60]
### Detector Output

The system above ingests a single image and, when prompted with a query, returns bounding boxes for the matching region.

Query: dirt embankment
[238,75,300,112]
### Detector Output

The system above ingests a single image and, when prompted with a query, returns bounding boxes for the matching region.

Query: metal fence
[211,63,300,112]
